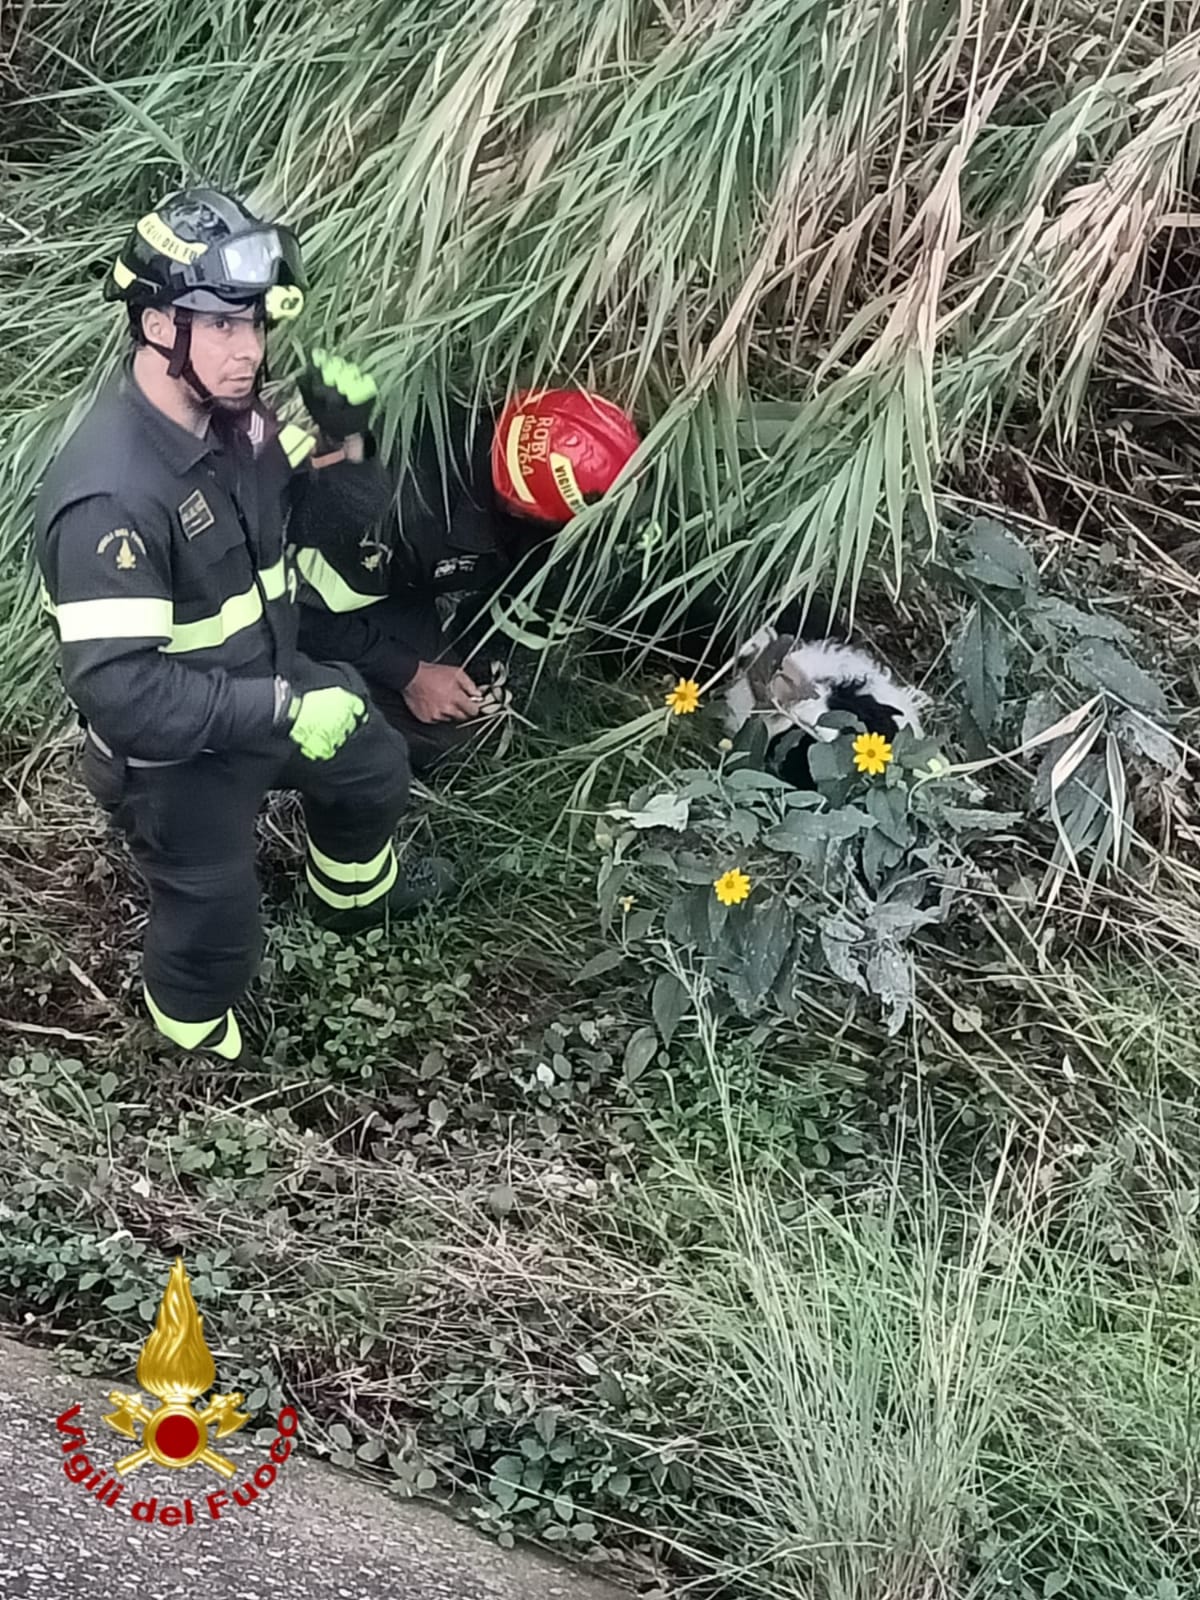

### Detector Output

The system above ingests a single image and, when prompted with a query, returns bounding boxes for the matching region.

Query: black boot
[308,853,457,934]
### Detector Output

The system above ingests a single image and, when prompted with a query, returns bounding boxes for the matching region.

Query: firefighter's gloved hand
[298,350,378,441]
[287,686,366,760]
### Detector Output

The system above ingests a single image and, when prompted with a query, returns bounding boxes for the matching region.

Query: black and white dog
[722,624,926,787]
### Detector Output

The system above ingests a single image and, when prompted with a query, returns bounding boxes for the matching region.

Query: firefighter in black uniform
[34,188,452,1062]
[288,389,642,768]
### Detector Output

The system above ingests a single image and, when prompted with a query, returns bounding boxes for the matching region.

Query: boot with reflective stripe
[305,839,455,934]
[144,988,243,1060]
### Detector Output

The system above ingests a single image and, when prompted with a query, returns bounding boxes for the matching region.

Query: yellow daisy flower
[853,731,893,776]
[665,678,701,715]
[713,868,751,907]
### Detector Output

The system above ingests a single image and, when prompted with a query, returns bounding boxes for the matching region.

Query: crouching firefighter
[34,187,453,1062]
[288,389,641,770]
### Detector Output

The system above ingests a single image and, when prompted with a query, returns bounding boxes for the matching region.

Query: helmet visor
[205,226,306,293]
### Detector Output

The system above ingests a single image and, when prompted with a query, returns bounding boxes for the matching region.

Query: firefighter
[34,187,453,1062]
[288,389,641,769]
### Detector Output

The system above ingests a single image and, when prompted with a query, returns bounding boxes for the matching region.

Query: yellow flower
[619,895,635,913]
[713,868,751,907]
[718,738,733,753]
[853,731,893,776]
[665,678,701,715]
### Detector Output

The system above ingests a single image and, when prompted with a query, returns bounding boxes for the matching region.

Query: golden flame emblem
[102,1257,251,1477]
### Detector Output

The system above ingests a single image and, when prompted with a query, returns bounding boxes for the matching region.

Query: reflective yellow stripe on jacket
[295,547,385,613]
[41,559,288,653]
[50,593,175,643]
[163,558,287,653]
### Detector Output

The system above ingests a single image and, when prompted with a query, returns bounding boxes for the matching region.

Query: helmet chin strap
[143,307,216,409]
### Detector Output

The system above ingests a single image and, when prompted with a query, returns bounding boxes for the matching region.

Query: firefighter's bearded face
[183,305,266,410]
[144,303,266,411]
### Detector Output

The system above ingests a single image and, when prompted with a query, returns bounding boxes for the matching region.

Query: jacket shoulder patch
[96,527,148,571]
[178,491,215,540]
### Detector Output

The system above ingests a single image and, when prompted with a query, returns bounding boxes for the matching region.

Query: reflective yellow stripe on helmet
[295,547,385,613]
[136,213,207,265]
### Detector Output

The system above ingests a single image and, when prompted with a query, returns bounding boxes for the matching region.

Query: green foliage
[258,920,475,1079]
[937,516,1180,891]
[594,726,1011,1036]
[6,0,1200,717]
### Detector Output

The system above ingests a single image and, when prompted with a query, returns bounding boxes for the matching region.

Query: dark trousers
[80,709,410,1024]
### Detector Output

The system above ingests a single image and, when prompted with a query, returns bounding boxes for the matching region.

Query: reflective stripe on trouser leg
[144,987,243,1060]
[305,837,398,910]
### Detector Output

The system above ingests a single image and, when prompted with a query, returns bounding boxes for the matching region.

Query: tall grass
[621,1000,1200,1599]
[4,0,1200,724]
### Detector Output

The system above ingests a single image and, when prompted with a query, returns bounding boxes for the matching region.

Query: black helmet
[104,187,307,322]
[106,187,307,406]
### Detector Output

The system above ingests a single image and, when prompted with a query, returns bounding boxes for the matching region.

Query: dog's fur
[724,624,926,786]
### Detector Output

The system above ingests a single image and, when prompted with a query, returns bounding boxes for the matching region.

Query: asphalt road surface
[0,1335,626,1600]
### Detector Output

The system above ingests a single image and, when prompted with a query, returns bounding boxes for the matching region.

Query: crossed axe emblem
[103,1389,252,1479]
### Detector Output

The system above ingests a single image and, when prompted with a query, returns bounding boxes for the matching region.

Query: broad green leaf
[652,972,689,1045]
[819,923,868,992]
[865,943,913,1035]
[1115,711,1177,770]
[610,792,690,831]
[865,784,910,847]
[951,606,1008,735]
[766,807,873,851]
[963,517,1040,589]
[726,768,792,791]
[1065,640,1168,715]
[491,1455,525,1486]
[807,739,854,782]
[1021,691,1065,746]
[740,896,794,997]
[729,807,761,846]
[666,888,713,951]
[622,1028,658,1082]
[1034,597,1132,642]
[574,949,625,983]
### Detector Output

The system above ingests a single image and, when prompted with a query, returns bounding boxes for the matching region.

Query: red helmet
[491,388,640,524]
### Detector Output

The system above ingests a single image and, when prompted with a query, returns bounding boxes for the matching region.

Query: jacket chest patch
[179,491,216,540]
[433,555,478,581]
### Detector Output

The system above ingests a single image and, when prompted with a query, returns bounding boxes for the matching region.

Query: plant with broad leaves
[592,721,1018,1038]
[936,516,1180,896]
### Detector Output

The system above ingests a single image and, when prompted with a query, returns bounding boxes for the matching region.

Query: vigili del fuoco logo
[54,1256,299,1526]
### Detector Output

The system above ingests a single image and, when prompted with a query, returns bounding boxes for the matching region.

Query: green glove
[287,687,366,761]
[298,349,378,441]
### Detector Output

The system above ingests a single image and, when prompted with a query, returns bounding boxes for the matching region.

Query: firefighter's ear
[141,304,173,347]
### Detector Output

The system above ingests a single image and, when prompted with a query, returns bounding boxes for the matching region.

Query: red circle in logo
[155,1412,202,1460]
